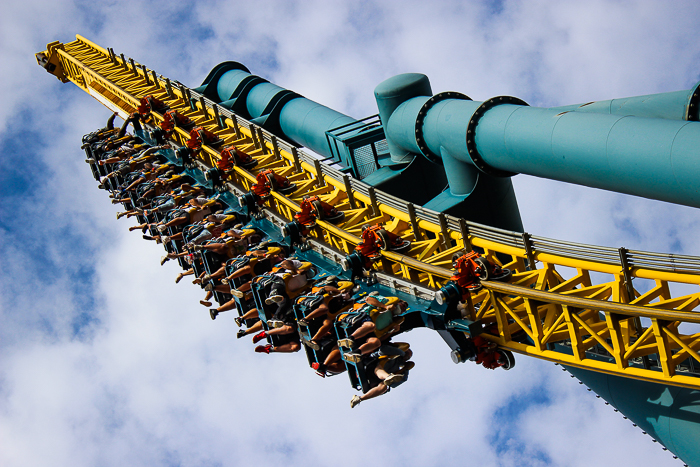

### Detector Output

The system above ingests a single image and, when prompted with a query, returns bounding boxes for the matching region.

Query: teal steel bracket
[466,95,527,177]
[415,91,471,164]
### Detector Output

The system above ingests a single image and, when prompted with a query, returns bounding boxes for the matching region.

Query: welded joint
[414,91,471,164]
[271,135,281,159]
[291,147,301,171]
[407,203,422,241]
[342,175,356,209]
[459,218,472,252]
[250,124,261,149]
[213,104,223,129]
[257,127,269,154]
[522,232,536,270]
[618,247,635,301]
[231,114,241,139]
[199,96,207,118]
[313,159,325,187]
[438,213,450,249]
[466,96,527,177]
[368,187,379,217]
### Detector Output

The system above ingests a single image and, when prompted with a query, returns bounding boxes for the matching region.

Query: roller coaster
[37,35,700,466]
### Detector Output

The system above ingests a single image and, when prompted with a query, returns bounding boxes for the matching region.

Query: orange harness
[137,95,168,118]
[217,146,253,171]
[251,170,290,197]
[186,127,219,151]
[160,110,193,134]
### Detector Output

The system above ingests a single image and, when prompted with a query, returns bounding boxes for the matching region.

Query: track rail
[41,34,700,389]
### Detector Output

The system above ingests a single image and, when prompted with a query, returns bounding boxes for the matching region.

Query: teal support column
[375,73,432,163]
[440,146,477,196]
[567,366,700,467]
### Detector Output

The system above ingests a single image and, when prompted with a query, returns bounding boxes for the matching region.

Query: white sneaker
[265,295,285,305]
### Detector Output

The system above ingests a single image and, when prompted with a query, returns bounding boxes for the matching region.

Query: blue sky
[2,1,700,466]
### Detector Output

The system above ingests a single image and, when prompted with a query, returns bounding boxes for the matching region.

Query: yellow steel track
[39,35,700,389]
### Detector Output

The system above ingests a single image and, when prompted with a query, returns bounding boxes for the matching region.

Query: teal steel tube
[201,65,360,160]
[277,98,357,156]
[477,106,700,207]
[551,82,700,121]
[384,91,700,208]
[245,82,285,117]
[216,69,251,101]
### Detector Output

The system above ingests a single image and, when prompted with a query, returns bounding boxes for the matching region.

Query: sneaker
[267,320,285,329]
[161,236,170,244]
[383,374,404,386]
[255,344,273,354]
[160,255,169,266]
[343,352,362,363]
[157,224,168,233]
[142,235,154,240]
[85,158,95,164]
[231,288,244,298]
[116,212,126,219]
[350,395,361,408]
[234,317,243,327]
[201,274,211,284]
[209,309,218,320]
[297,318,309,327]
[337,338,355,349]
[311,362,326,377]
[265,295,285,305]
[193,245,204,251]
[204,283,213,292]
[302,337,320,351]
[236,329,246,339]
[252,331,268,344]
